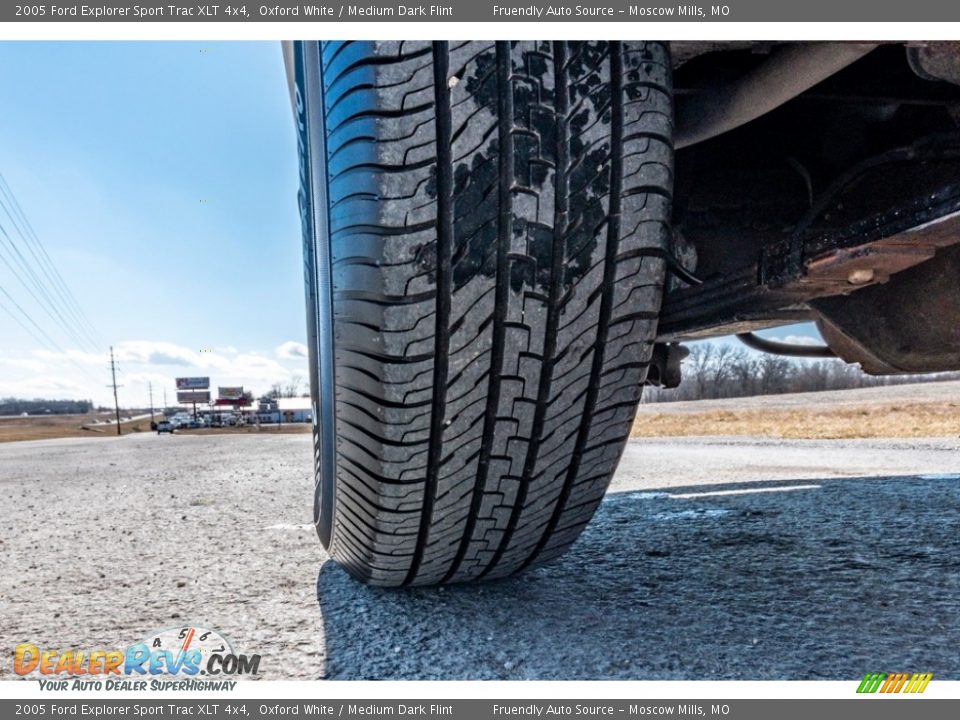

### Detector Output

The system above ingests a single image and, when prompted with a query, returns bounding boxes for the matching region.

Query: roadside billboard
[218,386,244,400]
[176,377,210,390]
[177,390,211,404]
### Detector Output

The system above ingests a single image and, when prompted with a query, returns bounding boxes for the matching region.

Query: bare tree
[728,349,759,397]
[283,377,303,398]
[757,354,793,395]
[708,344,737,394]
[642,340,960,404]
[685,344,713,400]
[265,377,306,399]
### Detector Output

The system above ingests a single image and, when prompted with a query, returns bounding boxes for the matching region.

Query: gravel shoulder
[2,432,958,680]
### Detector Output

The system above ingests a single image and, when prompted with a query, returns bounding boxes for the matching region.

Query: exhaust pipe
[675,42,878,149]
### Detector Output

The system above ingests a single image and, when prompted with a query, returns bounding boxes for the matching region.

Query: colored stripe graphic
[890,673,909,693]
[857,672,886,693]
[904,673,933,694]
[857,672,932,693]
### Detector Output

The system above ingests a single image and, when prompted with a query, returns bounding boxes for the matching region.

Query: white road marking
[672,484,822,499]
[652,508,731,521]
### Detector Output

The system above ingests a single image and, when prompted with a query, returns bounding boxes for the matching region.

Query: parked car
[156,420,174,435]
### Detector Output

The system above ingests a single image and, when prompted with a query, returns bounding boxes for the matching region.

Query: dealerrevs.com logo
[15,626,260,691]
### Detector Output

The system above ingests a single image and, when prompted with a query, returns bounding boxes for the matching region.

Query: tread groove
[518,41,625,572]
[403,41,453,586]
[478,40,570,579]
[441,41,514,583]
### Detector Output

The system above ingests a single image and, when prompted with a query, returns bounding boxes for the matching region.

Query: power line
[0,290,65,355]
[4,176,106,349]
[0,218,100,354]
[0,193,96,345]
[0,284,103,384]
[0,174,104,350]
[0,189,95,347]
[0,210,101,353]
[0,283,74,358]
[0,174,114,403]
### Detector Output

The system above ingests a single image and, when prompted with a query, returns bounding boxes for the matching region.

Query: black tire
[293,40,673,586]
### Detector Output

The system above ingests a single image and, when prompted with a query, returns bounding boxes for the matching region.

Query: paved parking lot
[2,432,958,680]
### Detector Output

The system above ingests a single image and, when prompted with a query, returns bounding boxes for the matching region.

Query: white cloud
[5,339,309,406]
[0,356,49,373]
[32,348,107,366]
[0,375,90,400]
[275,341,308,360]
[773,334,822,346]
[115,341,217,369]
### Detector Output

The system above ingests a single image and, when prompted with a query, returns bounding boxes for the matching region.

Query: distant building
[239,397,312,424]
[276,397,313,423]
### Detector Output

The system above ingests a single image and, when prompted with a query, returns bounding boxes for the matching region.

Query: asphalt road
[2,432,958,680]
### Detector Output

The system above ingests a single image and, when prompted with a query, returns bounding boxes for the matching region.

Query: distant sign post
[175,378,210,419]
[176,377,210,390]
[176,391,211,404]
[218,386,244,401]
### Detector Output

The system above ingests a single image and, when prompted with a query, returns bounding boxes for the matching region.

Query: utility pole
[148,381,155,422]
[108,346,122,436]
[163,388,168,413]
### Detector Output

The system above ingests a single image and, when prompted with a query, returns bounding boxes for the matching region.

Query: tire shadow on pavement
[316,473,960,680]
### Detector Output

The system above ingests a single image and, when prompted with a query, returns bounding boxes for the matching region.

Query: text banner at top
[7,1,960,23]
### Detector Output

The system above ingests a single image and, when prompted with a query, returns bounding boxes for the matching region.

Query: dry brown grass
[0,414,314,443]
[4,395,956,443]
[183,424,310,436]
[631,402,960,439]
[0,414,158,443]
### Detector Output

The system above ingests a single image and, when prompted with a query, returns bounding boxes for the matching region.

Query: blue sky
[0,42,308,406]
[0,41,820,408]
